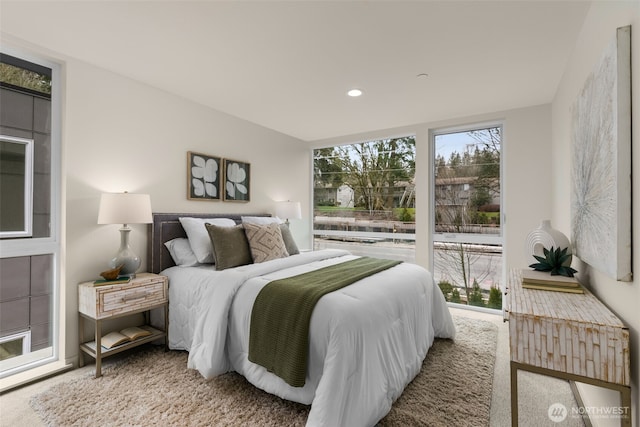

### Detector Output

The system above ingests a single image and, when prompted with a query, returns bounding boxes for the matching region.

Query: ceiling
[0,1,591,141]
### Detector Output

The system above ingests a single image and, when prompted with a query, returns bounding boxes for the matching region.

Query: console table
[506,269,631,427]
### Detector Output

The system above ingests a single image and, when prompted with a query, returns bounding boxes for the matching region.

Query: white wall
[310,103,553,280]
[63,59,310,360]
[551,2,640,426]
[0,35,310,365]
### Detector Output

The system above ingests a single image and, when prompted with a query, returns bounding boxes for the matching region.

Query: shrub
[450,288,461,303]
[468,279,485,307]
[438,281,453,301]
[487,285,502,309]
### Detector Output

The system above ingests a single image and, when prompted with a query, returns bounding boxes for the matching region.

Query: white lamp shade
[98,193,152,225]
[275,201,302,220]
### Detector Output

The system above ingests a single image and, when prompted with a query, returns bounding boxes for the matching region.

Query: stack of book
[521,269,583,293]
[93,276,131,286]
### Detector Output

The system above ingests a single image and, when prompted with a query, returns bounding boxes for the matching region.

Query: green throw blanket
[248,256,402,387]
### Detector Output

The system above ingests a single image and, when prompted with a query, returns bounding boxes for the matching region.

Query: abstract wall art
[570,26,632,282]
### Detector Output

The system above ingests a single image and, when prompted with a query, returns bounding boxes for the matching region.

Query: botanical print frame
[570,26,631,281]
[187,151,221,201]
[223,159,250,202]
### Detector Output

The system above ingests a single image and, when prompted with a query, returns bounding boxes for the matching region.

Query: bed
[148,212,456,427]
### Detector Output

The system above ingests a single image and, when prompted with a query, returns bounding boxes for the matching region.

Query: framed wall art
[223,159,250,202]
[570,26,631,281]
[187,151,221,201]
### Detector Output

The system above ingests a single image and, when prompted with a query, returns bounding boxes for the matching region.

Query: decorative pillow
[241,216,283,225]
[279,224,300,255]
[243,222,289,263]
[205,223,253,270]
[179,217,236,264]
[164,238,200,267]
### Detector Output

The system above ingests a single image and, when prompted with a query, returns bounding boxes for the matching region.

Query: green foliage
[315,137,416,213]
[438,281,453,301]
[487,285,502,309]
[470,186,492,210]
[450,288,461,303]
[468,279,485,307]
[313,147,345,188]
[397,207,414,222]
[529,246,578,277]
[470,211,489,225]
[0,63,51,94]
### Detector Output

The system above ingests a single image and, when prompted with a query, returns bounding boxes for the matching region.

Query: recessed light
[347,89,363,97]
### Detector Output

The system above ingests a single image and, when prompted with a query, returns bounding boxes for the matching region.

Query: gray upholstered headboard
[147,212,271,274]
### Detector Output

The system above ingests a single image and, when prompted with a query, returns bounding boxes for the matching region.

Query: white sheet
[163,249,456,427]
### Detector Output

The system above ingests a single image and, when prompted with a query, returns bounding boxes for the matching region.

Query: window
[0,331,31,371]
[431,125,503,310]
[0,136,34,238]
[313,136,416,262]
[0,52,61,379]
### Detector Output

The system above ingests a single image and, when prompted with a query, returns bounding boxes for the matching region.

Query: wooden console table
[506,269,631,427]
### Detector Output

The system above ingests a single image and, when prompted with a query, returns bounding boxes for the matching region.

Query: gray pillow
[205,223,252,270]
[279,224,300,255]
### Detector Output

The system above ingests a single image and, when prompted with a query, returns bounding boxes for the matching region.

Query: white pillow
[241,216,282,225]
[179,217,235,263]
[164,238,200,267]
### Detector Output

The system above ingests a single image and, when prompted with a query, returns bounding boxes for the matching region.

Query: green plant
[398,207,414,222]
[487,285,502,309]
[450,288,461,303]
[468,279,485,307]
[437,281,453,301]
[529,246,578,277]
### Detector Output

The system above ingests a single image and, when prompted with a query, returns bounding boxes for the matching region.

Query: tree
[468,279,485,307]
[468,129,501,200]
[435,243,494,304]
[487,285,502,309]
[313,147,344,188]
[450,288,461,303]
[334,137,415,213]
[470,186,492,210]
[0,63,51,94]
[437,280,453,301]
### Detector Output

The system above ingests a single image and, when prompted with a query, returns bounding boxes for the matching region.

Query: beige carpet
[30,316,497,426]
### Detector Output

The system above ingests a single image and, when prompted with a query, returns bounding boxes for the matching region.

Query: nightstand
[506,269,631,427]
[78,273,168,377]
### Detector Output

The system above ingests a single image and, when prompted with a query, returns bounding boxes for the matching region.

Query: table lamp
[97,192,152,278]
[275,201,301,227]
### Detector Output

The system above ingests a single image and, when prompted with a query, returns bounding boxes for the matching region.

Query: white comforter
[163,249,456,427]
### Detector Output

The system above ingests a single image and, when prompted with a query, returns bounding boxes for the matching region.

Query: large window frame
[312,136,417,263]
[429,122,504,311]
[0,48,63,381]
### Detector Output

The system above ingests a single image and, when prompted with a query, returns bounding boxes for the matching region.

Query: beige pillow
[243,222,289,263]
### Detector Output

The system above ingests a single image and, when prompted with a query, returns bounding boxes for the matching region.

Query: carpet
[30,316,497,426]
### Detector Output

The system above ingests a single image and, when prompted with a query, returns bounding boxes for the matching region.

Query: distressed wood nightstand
[78,273,168,377]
